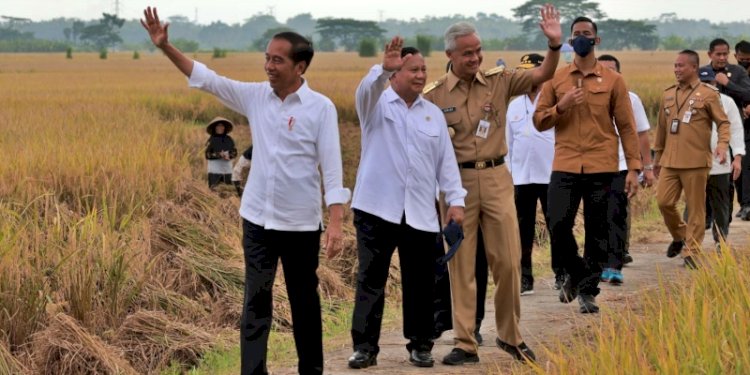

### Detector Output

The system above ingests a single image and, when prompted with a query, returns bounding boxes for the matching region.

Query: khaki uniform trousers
[441,164,522,353]
[656,167,711,255]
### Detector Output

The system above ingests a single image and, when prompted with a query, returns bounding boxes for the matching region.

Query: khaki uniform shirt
[423,67,534,164]
[654,78,730,169]
[534,61,641,174]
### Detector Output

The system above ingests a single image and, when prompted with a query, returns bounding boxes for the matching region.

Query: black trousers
[737,134,750,207]
[433,229,488,335]
[685,173,732,243]
[514,183,559,281]
[352,209,437,355]
[606,171,629,270]
[547,171,617,296]
[208,173,232,188]
[240,220,323,375]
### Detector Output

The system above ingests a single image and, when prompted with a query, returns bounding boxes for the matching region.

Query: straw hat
[206,116,234,135]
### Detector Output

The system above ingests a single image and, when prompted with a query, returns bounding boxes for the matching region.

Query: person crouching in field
[204,117,238,190]
[348,37,466,369]
[232,145,253,197]
[142,7,351,375]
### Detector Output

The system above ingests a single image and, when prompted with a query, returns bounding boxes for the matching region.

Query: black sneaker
[409,349,434,368]
[553,273,565,290]
[667,240,684,258]
[442,348,479,365]
[622,252,634,265]
[742,207,750,221]
[348,350,377,369]
[578,294,599,314]
[520,277,534,296]
[495,338,536,363]
[559,274,577,303]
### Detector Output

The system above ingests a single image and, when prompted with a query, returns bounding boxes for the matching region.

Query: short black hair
[401,46,420,58]
[709,38,730,53]
[598,54,620,72]
[736,40,750,54]
[570,16,597,34]
[272,31,314,73]
[679,49,700,66]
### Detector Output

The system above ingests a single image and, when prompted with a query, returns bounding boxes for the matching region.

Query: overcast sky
[3,0,748,24]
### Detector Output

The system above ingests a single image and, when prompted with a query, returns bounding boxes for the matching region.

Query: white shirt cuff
[447,198,465,208]
[325,188,352,206]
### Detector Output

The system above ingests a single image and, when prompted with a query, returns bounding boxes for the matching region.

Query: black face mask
[571,35,596,57]
[739,61,750,69]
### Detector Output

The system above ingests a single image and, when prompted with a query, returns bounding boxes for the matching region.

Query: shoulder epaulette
[423,78,445,94]
[484,65,506,77]
[664,84,677,91]
[701,82,720,91]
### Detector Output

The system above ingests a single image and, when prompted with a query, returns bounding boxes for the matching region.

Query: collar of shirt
[678,78,701,90]
[383,86,426,108]
[446,68,488,92]
[568,60,605,78]
[266,79,313,104]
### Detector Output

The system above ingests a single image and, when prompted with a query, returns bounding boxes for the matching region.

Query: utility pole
[114,0,120,17]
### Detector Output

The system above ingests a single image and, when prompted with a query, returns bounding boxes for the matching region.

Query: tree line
[2,0,750,53]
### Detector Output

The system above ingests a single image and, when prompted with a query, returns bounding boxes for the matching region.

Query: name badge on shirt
[476,119,490,139]
[682,110,692,124]
[670,119,680,134]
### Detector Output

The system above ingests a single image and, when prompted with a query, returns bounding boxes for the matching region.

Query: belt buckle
[475,161,487,169]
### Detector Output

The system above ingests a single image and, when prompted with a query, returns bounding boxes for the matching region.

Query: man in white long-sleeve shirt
[505,53,561,296]
[348,37,466,369]
[142,8,351,375]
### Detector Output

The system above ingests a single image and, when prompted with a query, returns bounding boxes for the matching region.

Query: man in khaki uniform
[654,49,730,268]
[423,4,561,365]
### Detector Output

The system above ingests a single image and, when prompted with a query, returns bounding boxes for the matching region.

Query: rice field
[0,50,731,374]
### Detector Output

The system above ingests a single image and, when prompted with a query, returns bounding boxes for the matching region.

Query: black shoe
[742,207,750,221]
[736,208,744,218]
[409,349,434,367]
[559,274,577,303]
[348,350,377,369]
[622,252,634,265]
[553,273,565,290]
[578,294,599,314]
[495,338,536,363]
[684,256,698,269]
[520,277,534,296]
[442,348,479,365]
[474,327,483,345]
[667,240,684,258]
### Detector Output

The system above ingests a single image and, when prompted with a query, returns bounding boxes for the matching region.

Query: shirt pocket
[415,120,440,156]
[587,86,611,109]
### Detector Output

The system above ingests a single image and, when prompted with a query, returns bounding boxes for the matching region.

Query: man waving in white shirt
[142,7,351,375]
[348,36,466,369]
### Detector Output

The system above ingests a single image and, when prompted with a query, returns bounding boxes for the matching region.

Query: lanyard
[676,85,698,115]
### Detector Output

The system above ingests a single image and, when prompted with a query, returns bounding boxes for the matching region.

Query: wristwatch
[643,164,654,171]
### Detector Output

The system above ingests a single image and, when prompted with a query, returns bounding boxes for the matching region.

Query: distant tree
[171,38,200,53]
[168,15,191,24]
[253,27,293,51]
[79,13,125,50]
[286,13,316,36]
[513,0,606,33]
[513,0,605,47]
[598,20,658,50]
[660,35,687,50]
[132,50,140,59]
[0,27,34,41]
[416,35,432,56]
[358,38,377,57]
[317,37,336,52]
[316,18,385,51]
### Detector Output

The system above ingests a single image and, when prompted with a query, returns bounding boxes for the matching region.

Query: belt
[459,156,504,170]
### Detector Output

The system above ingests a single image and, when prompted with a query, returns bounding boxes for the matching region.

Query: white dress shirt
[710,93,746,175]
[505,93,555,185]
[352,64,466,233]
[189,61,351,231]
[616,92,651,171]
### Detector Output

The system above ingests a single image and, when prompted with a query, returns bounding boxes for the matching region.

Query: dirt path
[273,217,750,374]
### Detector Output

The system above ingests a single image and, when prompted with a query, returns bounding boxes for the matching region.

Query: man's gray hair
[444,22,480,52]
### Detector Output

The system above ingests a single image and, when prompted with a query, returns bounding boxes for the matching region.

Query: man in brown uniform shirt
[534,17,641,314]
[654,49,730,269]
[423,4,561,365]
